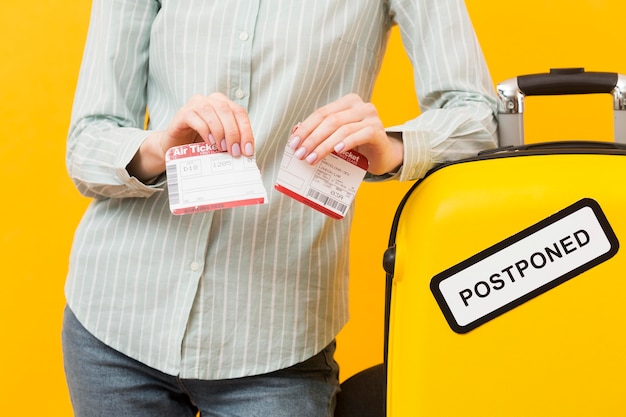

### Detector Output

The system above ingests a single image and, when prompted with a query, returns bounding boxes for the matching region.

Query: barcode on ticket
[166,164,180,205]
[306,188,348,215]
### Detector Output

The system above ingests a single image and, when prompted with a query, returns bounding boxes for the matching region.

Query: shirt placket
[230,0,260,108]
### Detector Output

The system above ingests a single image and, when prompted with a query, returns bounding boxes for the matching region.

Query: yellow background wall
[1,1,623,414]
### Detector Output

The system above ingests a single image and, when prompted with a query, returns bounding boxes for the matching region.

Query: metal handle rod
[496,69,626,147]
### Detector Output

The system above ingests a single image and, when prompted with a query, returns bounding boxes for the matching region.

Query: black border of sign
[430,198,620,334]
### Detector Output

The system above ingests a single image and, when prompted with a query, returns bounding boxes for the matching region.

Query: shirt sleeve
[66,0,161,199]
[382,0,499,182]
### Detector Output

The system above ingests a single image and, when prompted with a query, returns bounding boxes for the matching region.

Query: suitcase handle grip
[497,68,626,146]
[518,68,617,96]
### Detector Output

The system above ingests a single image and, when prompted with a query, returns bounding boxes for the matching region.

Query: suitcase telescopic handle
[497,68,626,147]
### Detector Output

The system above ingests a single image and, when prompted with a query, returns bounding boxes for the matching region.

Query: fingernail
[244,142,254,155]
[333,142,345,153]
[294,147,306,159]
[221,139,227,151]
[305,152,317,164]
[208,133,216,144]
[232,143,241,157]
[289,136,301,150]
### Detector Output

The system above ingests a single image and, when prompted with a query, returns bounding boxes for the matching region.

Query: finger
[166,106,209,147]
[215,102,241,153]
[293,94,361,140]
[204,94,254,156]
[291,110,355,155]
[293,108,367,163]
[229,102,255,156]
[175,95,222,147]
[332,110,384,153]
[338,124,378,153]
[303,122,372,165]
[188,107,221,145]
[292,95,371,153]
[194,96,231,151]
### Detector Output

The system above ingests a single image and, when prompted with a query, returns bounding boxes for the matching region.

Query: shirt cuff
[398,129,432,181]
[115,130,165,197]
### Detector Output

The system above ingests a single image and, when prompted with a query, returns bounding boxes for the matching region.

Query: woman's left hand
[288,94,403,175]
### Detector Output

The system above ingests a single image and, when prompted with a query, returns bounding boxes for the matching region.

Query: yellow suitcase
[380,68,626,416]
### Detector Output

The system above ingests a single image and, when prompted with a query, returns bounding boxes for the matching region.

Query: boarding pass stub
[274,144,368,219]
[165,143,267,215]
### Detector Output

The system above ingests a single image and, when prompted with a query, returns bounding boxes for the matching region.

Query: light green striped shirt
[66,0,497,379]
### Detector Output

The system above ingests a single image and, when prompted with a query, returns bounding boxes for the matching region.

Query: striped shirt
[65,0,497,379]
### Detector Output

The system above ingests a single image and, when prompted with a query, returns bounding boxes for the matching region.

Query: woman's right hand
[127,93,254,182]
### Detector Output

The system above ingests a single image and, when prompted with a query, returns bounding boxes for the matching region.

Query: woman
[63,1,497,416]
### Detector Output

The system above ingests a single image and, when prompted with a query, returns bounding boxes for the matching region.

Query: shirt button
[234,89,245,99]
[239,32,249,41]
[190,261,200,271]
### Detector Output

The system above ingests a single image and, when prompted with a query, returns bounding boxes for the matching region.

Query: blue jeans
[62,306,340,417]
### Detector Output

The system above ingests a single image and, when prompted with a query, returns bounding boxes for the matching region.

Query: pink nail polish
[221,139,227,151]
[289,136,301,150]
[294,147,306,159]
[245,142,254,155]
[305,152,317,164]
[208,133,216,144]
[232,143,241,156]
[333,142,345,153]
